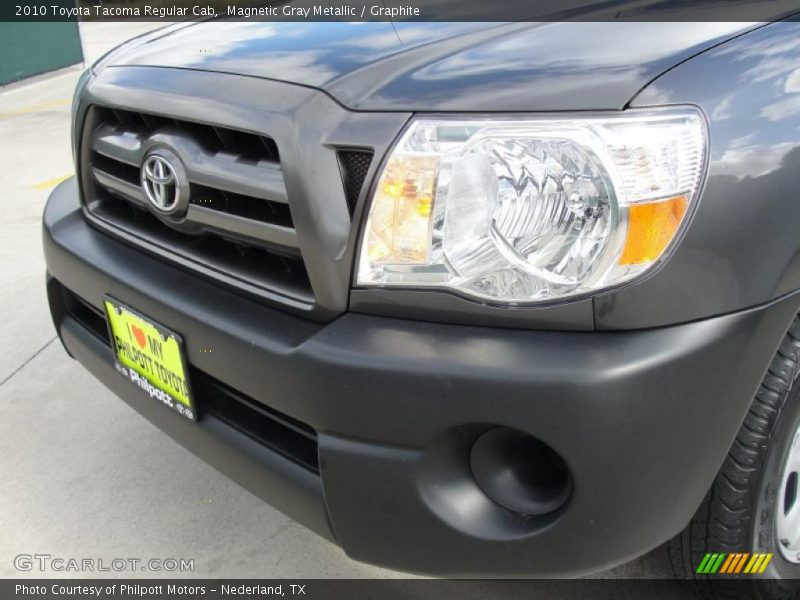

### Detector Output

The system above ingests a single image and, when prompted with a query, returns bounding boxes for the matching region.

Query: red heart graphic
[131,325,147,349]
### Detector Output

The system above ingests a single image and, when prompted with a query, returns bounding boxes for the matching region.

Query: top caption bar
[4,0,800,22]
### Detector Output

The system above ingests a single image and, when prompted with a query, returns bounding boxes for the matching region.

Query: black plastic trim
[44,177,800,576]
[58,316,334,543]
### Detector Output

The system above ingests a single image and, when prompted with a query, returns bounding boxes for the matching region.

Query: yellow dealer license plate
[104,297,196,421]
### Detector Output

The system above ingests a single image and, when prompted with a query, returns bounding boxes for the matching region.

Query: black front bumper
[43,178,800,577]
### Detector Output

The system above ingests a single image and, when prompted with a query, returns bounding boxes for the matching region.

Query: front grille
[59,284,319,474]
[81,106,312,308]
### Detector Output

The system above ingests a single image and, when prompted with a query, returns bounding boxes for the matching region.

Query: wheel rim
[777,424,800,564]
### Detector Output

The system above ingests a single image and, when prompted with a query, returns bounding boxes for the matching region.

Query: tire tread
[668,315,800,599]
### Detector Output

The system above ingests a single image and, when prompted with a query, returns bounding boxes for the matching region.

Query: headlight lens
[357,109,707,304]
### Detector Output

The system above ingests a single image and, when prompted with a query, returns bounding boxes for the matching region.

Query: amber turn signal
[619,195,688,266]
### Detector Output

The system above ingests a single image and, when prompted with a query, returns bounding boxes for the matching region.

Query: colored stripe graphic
[719,554,735,573]
[698,553,726,574]
[720,553,736,573]
[758,554,773,573]
[733,553,750,573]
[698,553,773,574]
[711,554,726,573]
[744,554,761,574]
[696,554,714,574]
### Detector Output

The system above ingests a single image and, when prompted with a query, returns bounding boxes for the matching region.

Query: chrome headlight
[356,108,708,304]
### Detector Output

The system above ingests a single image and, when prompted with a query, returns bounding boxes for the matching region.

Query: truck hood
[107,20,757,111]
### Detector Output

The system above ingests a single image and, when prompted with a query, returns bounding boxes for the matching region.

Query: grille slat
[93,126,143,166]
[188,205,300,253]
[90,166,147,207]
[82,106,312,307]
[90,200,313,303]
[92,123,289,204]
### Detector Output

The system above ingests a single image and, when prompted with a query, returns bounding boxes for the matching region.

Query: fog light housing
[470,428,572,516]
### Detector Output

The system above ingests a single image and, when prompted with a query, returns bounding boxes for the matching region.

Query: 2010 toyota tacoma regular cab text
[42,16,800,597]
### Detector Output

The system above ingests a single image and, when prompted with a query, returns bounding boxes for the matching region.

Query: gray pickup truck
[43,16,800,597]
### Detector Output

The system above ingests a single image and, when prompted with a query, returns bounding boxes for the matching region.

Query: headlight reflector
[357,109,707,304]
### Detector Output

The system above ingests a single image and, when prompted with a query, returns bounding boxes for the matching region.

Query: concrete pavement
[0,22,681,586]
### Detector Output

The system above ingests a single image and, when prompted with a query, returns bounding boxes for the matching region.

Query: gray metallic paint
[77,18,800,331]
[48,14,800,578]
[109,21,756,112]
[597,18,800,329]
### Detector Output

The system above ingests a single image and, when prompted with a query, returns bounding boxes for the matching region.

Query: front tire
[669,316,800,599]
